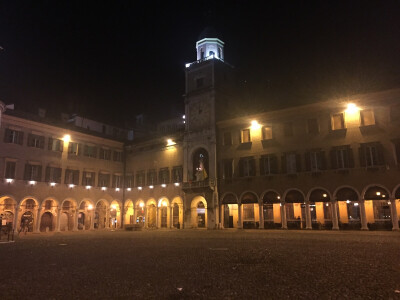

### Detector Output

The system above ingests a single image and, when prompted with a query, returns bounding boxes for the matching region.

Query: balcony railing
[182,179,215,190]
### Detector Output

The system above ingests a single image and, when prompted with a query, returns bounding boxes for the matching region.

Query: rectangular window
[158,168,170,184]
[99,148,111,160]
[136,171,145,187]
[82,171,95,186]
[24,164,42,181]
[331,113,345,130]
[4,128,23,145]
[262,126,273,140]
[241,129,251,143]
[239,157,256,177]
[286,153,297,174]
[283,122,293,137]
[360,109,375,126]
[84,145,97,158]
[260,154,278,175]
[359,142,384,167]
[68,142,79,155]
[222,159,233,179]
[65,169,79,185]
[27,134,45,149]
[112,175,123,188]
[98,173,110,187]
[48,138,64,152]
[307,118,319,134]
[330,146,354,169]
[223,132,232,146]
[172,166,183,183]
[5,161,16,179]
[45,167,62,183]
[113,150,123,162]
[125,175,133,188]
[147,169,157,185]
[305,151,325,172]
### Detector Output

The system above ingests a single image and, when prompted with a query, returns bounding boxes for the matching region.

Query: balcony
[182,179,215,192]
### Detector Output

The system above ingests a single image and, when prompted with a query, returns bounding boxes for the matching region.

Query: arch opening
[262,191,281,229]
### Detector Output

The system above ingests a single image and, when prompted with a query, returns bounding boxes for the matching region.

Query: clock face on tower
[189,100,210,130]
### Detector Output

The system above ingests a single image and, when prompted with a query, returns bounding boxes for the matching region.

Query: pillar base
[332,227,339,230]
[392,228,400,231]
[361,228,369,231]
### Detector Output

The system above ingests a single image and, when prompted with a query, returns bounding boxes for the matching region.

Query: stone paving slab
[0,229,399,299]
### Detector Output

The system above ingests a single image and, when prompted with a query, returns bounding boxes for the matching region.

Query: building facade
[0,30,399,233]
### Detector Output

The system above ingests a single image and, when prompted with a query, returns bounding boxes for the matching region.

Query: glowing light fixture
[382,194,386,198]
[115,188,120,192]
[29,180,36,185]
[162,201,167,207]
[69,184,75,189]
[88,204,93,210]
[111,204,117,210]
[86,185,91,190]
[174,182,180,187]
[50,182,56,187]
[323,193,327,198]
[277,196,281,200]
[6,178,13,183]
[139,202,144,208]
[149,185,154,189]
[127,188,131,192]
[63,134,71,142]
[101,187,107,191]
[354,202,359,206]
[376,191,381,196]
[346,103,359,114]
[388,201,391,205]
[325,203,329,207]
[250,120,261,130]
[185,63,191,68]
[182,115,186,119]
[167,139,176,146]
[346,200,351,204]
[161,184,166,188]
[138,186,142,190]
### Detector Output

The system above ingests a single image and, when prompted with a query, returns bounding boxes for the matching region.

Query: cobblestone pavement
[0,229,399,299]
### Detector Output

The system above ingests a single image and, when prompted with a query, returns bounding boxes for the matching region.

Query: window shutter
[305,152,311,172]
[359,146,366,167]
[377,143,385,165]
[36,166,42,181]
[270,155,278,174]
[78,143,83,156]
[330,149,337,169]
[45,167,50,182]
[259,157,265,175]
[59,140,64,152]
[24,164,30,180]
[320,151,327,170]
[18,132,24,145]
[4,129,10,142]
[296,154,301,172]
[250,158,256,176]
[281,155,287,174]
[238,159,244,177]
[48,138,53,150]
[56,168,61,183]
[39,136,45,149]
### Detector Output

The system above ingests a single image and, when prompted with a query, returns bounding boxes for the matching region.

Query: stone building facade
[0,30,399,233]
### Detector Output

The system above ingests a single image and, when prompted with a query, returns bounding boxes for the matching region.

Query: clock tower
[182,27,234,229]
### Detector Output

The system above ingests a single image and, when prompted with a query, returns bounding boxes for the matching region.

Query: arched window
[192,148,209,181]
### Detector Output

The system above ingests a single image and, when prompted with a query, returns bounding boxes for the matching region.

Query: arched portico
[191,196,207,228]
[171,196,183,228]
[124,200,134,225]
[220,193,238,229]
[19,197,39,233]
[239,192,259,229]
[78,199,94,230]
[334,186,362,230]
[146,198,157,228]
[284,189,307,229]
[60,199,77,231]
[135,199,146,227]
[0,196,17,230]
[308,188,333,230]
[363,185,393,230]
[262,190,282,229]
[110,200,122,229]
[39,198,58,232]
[94,200,108,229]
[157,198,170,228]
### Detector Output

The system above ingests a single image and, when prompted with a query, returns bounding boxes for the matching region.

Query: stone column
[90,210,95,230]
[331,201,339,230]
[105,209,110,229]
[13,205,20,231]
[281,204,287,229]
[238,204,243,229]
[73,210,79,231]
[390,198,399,231]
[305,202,312,229]
[359,200,368,230]
[259,203,264,229]
[156,207,159,229]
[220,205,225,229]
[34,206,42,233]
[55,208,61,232]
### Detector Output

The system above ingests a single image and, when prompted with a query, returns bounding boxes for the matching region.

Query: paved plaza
[0,229,399,299]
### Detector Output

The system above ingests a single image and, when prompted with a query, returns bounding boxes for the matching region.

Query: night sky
[1,1,399,125]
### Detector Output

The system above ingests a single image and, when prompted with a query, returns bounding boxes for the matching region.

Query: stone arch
[110,200,122,229]
[261,190,281,204]
[191,147,209,182]
[362,184,392,229]
[77,199,94,230]
[135,199,146,226]
[239,191,260,229]
[333,185,360,201]
[220,193,239,229]
[392,184,400,199]
[40,212,54,232]
[239,191,259,204]
[146,198,157,228]
[171,196,183,228]
[124,199,135,225]
[334,186,361,229]
[191,196,207,228]
[307,187,332,202]
[362,184,390,200]
[283,189,305,203]
[307,188,332,227]
[157,197,170,228]
[94,199,108,230]
[261,190,282,229]
[19,197,40,232]
[0,196,17,229]
[283,189,306,229]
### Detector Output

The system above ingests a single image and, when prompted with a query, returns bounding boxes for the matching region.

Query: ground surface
[0,229,399,299]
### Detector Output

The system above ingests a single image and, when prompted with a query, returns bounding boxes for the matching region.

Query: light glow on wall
[111,204,117,210]
[115,188,120,192]
[149,185,154,189]
[167,139,176,146]
[346,103,359,114]
[63,134,71,142]
[174,182,180,186]
[127,187,131,191]
[69,184,75,188]
[101,187,107,191]
[161,184,166,188]
[250,120,261,130]
[29,180,36,185]
[88,204,93,210]
[50,182,56,187]
[5,178,13,183]
[138,186,142,190]
[139,202,144,208]
[86,185,91,190]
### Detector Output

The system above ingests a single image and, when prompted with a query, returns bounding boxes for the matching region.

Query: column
[105,209,110,228]
[170,206,173,228]
[55,208,61,232]
[220,205,225,229]
[180,204,184,229]
[156,207,159,229]
[144,207,148,228]
[259,203,264,229]
[13,205,20,231]
[238,204,243,229]
[90,210,95,230]
[305,202,312,229]
[281,204,287,229]
[73,210,79,231]
[34,206,42,233]
[331,201,339,230]
[359,199,368,230]
[390,198,399,231]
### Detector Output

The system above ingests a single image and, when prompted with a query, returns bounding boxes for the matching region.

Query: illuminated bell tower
[182,27,233,229]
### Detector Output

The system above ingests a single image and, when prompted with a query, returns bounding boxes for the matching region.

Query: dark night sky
[1,1,399,125]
